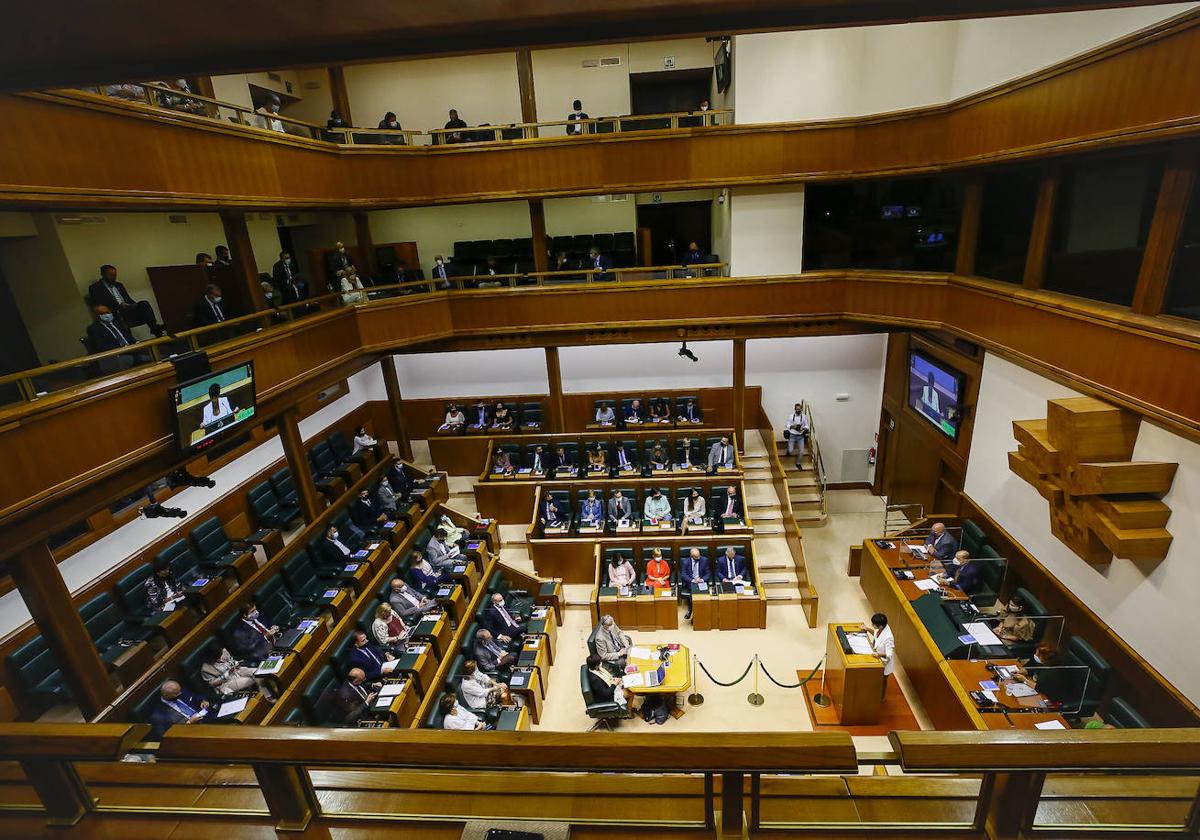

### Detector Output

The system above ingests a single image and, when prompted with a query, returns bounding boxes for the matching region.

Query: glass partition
[975,166,1041,284]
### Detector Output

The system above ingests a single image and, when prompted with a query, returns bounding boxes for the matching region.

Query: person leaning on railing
[377,111,405,145]
[443,108,467,143]
[566,99,590,135]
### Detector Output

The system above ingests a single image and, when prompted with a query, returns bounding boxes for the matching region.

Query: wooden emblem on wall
[1008,397,1176,565]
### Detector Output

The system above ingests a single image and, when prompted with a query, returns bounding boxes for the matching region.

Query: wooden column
[192,76,215,99]
[219,210,267,312]
[545,346,565,432]
[1023,163,1060,291]
[254,763,319,832]
[732,338,746,453]
[1132,143,1197,315]
[955,174,984,277]
[718,771,745,838]
[515,49,538,134]
[19,759,95,826]
[530,199,549,273]
[7,543,114,720]
[353,211,376,279]
[327,66,352,126]
[982,771,1045,839]
[279,408,321,524]
[381,355,413,462]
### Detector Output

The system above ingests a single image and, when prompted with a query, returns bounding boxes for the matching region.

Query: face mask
[330,531,338,540]
[99,313,114,323]
[212,296,223,304]
[264,291,273,300]
[247,610,259,620]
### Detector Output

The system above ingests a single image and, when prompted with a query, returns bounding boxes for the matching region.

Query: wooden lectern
[825,622,885,725]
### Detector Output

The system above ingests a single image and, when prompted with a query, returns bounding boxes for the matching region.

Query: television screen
[881,204,905,220]
[171,362,257,452]
[907,351,963,440]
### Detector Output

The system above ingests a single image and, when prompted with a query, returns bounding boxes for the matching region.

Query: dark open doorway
[636,200,712,266]
[630,68,712,119]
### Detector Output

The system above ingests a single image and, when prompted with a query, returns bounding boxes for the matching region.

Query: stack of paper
[378,682,405,699]
[217,696,248,718]
[1006,682,1039,698]
[622,672,646,688]
[1034,719,1066,730]
[846,633,874,656]
[914,578,940,591]
[628,646,655,660]
[963,622,1003,647]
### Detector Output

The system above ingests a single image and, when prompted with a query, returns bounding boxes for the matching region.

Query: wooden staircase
[776,442,826,526]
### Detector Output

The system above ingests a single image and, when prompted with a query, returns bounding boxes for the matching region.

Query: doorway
[635,200,713,265]
[630,68,712,116]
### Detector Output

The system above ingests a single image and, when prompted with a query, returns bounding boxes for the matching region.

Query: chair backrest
[579,663,597,705]
[1106,696,1150,728]
[115,563,154,614]
[1066,636,1111,690]
[327,430,354,461]
[603,547,634,567]
[357,598,381,635]
[979,544,1002,560]
[329,635,354,677]
[248,481,284,523]
[961,519,989,555]
[614,231,635,251]
[524,443,549,463]
[190,516,232,564]
[271,467,297,502]
[80,592,126,649]
[586,624,601,657]
[559,442,578,461]
[1015,587,1047,617]
[253,575,290,620]
[179,640,216,698]
[594,232,615,251]
[301,665,339,724]
[7,636,65,696]
[156,538,202,580]
[547,489,571,512]
[281,551,319,595]
[460,621,480,658]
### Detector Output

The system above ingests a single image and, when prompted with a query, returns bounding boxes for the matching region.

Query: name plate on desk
[404,644,428,655]
[255,656,285,676]
[436,587,452,597]
[466,542,481,550]
[452,565,467,574]
[509,671,529,688]
[384,521,396,528]
[344,563,361,572]
[323,589,340,599]
[297,619,320,634]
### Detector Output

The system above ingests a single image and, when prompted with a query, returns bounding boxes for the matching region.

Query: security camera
[678,341,698,363]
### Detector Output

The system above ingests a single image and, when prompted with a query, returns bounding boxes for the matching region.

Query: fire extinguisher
[868,432,878,465]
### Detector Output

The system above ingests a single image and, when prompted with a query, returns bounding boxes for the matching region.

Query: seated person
[443,404,466,429]
[934,550,983,596]
[143,556,186,613]
[352,425,378,455]
[551,445,574,473]
[469,401,491,428]
[679,398,703,423]
[320,523,357,566]
[492,450,516,476]
[594,614,632,674]
[407,551,449,596]
[541,494,566,528]
[682,241,705,266]
[529,444,548,474]
[682,488,706,522]
[717,546,748,586]
[459,659,512,720]
[607,552,637,589]
[650,397,672,423]
[924,522,959,564]
[596,403,616,425]
[371,603,411,656]
[335,668,379,725]
[376,480,401,518]
[492,402,514,430]
[607,489,632,524]
[484,592,527,643]
[86,304,141,354]
[717,485,743,520]
[230,602,279,662]
[1014,645,1072,705]
[680,548,711,621]
[350,487,387,533]
[707,436,735,469]
[474,628,516,675]
[435,513,469,547]
[649,445,669,470]
[440,693,491,730]
[587,443,607,471]
[677,438,699,469]
[644,549,672,589]
[580,489,604,526]
[586,653,633,714]
[387,462,415,500]
[346,629,397,682]
[612,443,636,471]
[199,641,273,700]
[995,594,1036,645]
[88,264,167,336]
[193,283,231,326]
[149,679,211,740]
[388,578,438,621]
[426,529,461,572]
[643,487,672,522]
[624,399,644,424]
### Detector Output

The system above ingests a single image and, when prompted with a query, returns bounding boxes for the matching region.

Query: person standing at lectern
[867,613,895,700]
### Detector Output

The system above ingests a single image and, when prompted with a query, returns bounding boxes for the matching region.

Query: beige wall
[0,212,37,238]
[284,212,358,288]
[729,187,804,277]
[281,68,336,125]
[0,213,81,362]
[368,202,531,274]
[345,53,522,133]
[544,196,636,238]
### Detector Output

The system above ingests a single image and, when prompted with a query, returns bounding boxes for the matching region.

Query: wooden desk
[379,519,408,549]
[449,559,480,596]
[283,618,329,663]
[254,650,303,694]
[626,644,691,696]
[214,691,268,725]
[147,605,198,645]
[411,612,452,660]
[1004,712,1071,730]
[527,609,558,663]
[597,586,677,631]
[497,706,531,731]
[435,583,467,627]
[944,659,1060,715]
[825,622,885,725]
[535,581,564,625]
[108,641,153,687]
[507,667,543,724]
[517,638,549,695]
[690,590,716,631]
[320,586,353,621]
[895,569,968,602]
[184,574,226,614]
[716,591,739,631]
[370,678,420,727]
[394,643,436,696]
[245,527,284,561]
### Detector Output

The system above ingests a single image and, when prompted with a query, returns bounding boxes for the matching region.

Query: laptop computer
[644,664,667,688]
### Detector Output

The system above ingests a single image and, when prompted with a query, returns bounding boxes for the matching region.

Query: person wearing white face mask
[86,304,136,352]
[566,98,589,135]
[320,523,355,566]
[257,94,284,132]
[272,250,305,303]
[995,594,1036,645]
[230,601,280,662]
[193,283,229,326]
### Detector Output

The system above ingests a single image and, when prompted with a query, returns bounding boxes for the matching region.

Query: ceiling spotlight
[678,341,698,363]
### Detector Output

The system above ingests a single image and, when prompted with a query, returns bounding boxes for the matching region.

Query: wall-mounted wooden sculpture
[1008,397,1176,565]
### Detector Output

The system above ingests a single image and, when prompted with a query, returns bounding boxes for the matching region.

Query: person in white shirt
[201,383,233,428]
[867,612,895,700]
[606,553,637,589]
[440,693,491,730]
[786,403,810,460]
[459,659,512,714]
[352,425,377,455]
[595,403,616,425]
[683,488,706,523]
[920,373,941,419]
[257,95,285,132]
[444,404,466,429]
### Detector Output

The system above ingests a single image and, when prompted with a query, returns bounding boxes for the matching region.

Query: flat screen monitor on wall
[907,351,963,440]
[171,361,257,453]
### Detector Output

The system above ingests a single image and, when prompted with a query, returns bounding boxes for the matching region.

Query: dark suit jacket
[321,537,354,567]
[346,642,390,682]
[148,687,208,739]
[408,563,445,595]
[681,556,711,587]
[350,498,381,529]
[587,669,616,703]
[566,111,590,134]
[387,464,414,498]
[679,404,702,422]
[484,603,526,637]
[952,561,984,596]
[549,451,573,470]
[86,317,135,352]
[87,278,137,309]
[590,254,613,272]
[474,639,509,673]
[716,494,743,519]
[230,617,274,661]
[717,554,747,582]
[925,531,959,563]
[682,249,705,265]
[192,296,228,326]
[542,499,563,524]
[334,680,372,724]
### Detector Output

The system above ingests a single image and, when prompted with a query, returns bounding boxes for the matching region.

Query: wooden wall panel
[3,16,1200,209]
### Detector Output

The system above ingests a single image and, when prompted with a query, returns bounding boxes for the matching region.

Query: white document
[982,689,998,703]
[1006,681,1039,698]
[628,646,654,660]
[846,632,874,656]
[381,659,401,674]
[914,578,940,591]
[622,672,646,688]
[1034,719,1066,730]
[377,682,405,698]
[254,656,284,676]
[216,696,248,718]
[161,600,176,612]
[964,622,1003,647]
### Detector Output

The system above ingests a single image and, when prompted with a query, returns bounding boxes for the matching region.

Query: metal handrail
[800,399,827,517]
[884,502,924,536]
